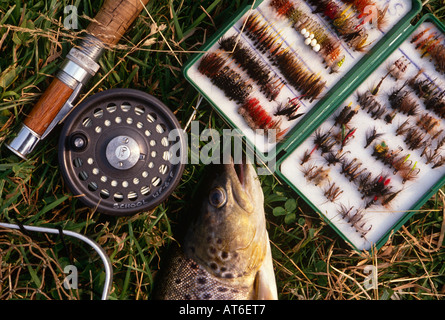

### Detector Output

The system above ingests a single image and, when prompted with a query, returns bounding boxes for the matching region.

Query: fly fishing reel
[58,88,186,216]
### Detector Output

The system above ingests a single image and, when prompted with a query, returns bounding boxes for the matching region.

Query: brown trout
[154,160,277,300]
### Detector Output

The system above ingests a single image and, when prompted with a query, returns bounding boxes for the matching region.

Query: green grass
[0,0,444,300]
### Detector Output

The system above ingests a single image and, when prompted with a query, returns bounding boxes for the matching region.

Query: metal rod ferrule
[57,35,104,89]
[5,124,41,160]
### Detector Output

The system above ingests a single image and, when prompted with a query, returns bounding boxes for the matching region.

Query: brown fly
[334,103,358,127]
[275,97,305,121]
[302,165,331,186]
[424,90,445,119]
[219,35,285,100]
[323,150,350,166]
[323,182,343,202]
[337,204,355,219]
[395,119,411,136]
[198,52,227,78]
[392,154,412,175]
[407,70,436,99]
[381,189,403,208]
[400,161,420,184]
[403,128,426,151]
[272,48,326,101]
[211,66,252,104]
[388,87,419,116]
[313,128,336,154]
[340,157,364,182]
[301,147,317,165]
[416,113,440,134]
[365,127,383,148]
[422,146,441,165]
[432,155,445,169]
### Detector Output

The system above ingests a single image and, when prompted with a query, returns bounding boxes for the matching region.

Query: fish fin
[254,233,278,300]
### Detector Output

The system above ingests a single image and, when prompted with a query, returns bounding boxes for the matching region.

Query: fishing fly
[432,155,445,169]
[372,57,410,95]
[272,48,326,101]
[219,35,285,101]
[365,127,383,148]
[407,70,436,99]
[395,119,411,137]
[211,66,253,104]
[340,0,389,30]
[336,204,371,237]
[323,150,350,166]
[300,147,317,165]
[424,90,445,119]
[238,98,283,136]
[269,0,345,72]
[243,13,326,101]
[372,141,405,169]
[387,56,410,80]
[302,164,331,186]
[305,0,374,51]
[356,170,372,193]
[275,97,305,121]
[357,90,387,120]
[381,189,402,208]
[198,55,253,104]
[323,182,344,202]
[392,154,413,175]
[313,128,336,154]
[338,125,357,149]
[360,174,392,203]
[334,103,358,127]
[388,86,419,116]
[337,203,355,220]
[244,13,282,55]
[198,52,227,78]
[403,127,427,151]
[416,113,440,134]
[340,157,364,182]
[412,28,445,74]
[421,146,440,164]
[400,161,420,184]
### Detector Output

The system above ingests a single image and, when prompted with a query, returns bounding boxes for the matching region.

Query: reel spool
[58,88,186,216]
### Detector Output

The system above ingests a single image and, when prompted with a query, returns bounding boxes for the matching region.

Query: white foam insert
[186,0,413,153]
[280,22,445,250]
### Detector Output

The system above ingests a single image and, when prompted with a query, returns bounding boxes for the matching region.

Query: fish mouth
[227,156,258,214]
[234,161,245,187]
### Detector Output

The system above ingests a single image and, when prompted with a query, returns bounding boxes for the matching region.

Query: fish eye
[208,187,227,208]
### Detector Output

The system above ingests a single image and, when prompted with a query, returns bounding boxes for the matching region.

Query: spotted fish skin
[154,160,277,300]
[154,246,252,300]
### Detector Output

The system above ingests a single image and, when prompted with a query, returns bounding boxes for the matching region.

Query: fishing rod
[6,0,150,160]
[6,0,186,216]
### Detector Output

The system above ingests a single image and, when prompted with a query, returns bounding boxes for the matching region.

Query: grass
[0,0,444,300]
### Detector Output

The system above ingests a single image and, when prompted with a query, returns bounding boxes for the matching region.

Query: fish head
[184,159,268,281]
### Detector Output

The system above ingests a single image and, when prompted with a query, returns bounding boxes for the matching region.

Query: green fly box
[183,0,445,251]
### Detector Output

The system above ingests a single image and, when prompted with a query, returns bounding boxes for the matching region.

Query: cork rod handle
[86,0,150,46]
